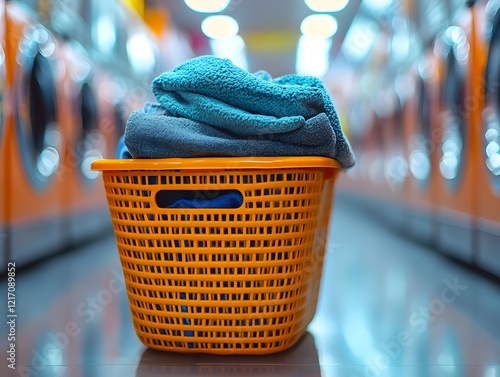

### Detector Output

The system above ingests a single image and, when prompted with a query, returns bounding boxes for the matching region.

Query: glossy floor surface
[1,196,500,377]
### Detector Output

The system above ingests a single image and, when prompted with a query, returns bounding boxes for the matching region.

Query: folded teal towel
[152,56,354,167]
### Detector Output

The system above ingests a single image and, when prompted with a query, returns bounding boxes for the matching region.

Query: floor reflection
[136,332,320,377]
[1,197,500,377]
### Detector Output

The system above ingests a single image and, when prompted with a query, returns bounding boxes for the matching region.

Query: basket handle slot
[155,189,243,209]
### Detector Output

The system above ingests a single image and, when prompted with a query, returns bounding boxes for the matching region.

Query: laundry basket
[91,156,340,354]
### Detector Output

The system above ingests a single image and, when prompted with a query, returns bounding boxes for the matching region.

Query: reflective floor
[1,195,500,377]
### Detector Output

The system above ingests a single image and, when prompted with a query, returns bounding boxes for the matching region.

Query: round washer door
[384,92,408,191]
[76,80,103,183]
[439,29,468,190]
[14,26,61,190]
[408,76,432,187]
[483,8,500,189]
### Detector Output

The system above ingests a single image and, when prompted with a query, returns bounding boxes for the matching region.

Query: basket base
[137,329,307,355]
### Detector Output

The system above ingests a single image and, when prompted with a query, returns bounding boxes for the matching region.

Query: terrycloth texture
[124,103,337,159]
[151,56,354,167]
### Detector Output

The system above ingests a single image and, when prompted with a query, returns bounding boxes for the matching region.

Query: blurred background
[1,0,500,376]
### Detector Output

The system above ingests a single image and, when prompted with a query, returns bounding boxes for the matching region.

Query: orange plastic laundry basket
[91,157,340,354]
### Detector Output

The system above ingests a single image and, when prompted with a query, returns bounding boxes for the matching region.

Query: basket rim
[91,157,341,171]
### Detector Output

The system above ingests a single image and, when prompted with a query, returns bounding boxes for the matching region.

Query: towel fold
[150,56,354,167]
[124,103,338,159]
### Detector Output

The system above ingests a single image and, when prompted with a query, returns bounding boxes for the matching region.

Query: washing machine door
[408,75,432,187]
[384,92,408,191]
[76,79,103,183]
[483,8,500,187]
[439,29,468,189]
[14,26,61,190]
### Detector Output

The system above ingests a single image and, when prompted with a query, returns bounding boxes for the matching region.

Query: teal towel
[152,56,354,167]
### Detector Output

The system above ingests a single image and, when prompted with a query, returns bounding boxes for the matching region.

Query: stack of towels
[119,55,354,168]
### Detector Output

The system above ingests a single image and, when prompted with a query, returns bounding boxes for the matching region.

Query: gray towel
[124,103,337,159]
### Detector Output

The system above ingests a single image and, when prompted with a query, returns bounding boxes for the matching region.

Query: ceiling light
[127,33,156,74]
[93,15,116,55]
[184,0,230,13]
[201,15,239,39]
[296,35,332,77]
[305,0,349,12]
[300,14,338,39]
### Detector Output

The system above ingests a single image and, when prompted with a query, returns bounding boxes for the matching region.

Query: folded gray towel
[124,103,337,159]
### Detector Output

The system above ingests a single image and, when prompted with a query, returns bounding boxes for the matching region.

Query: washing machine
[376,84,408,228]
[58,0,158,245]
[0,0,7,268]
[363,106,388,196]
[336,100,371,196]
[434,7,480,263]
[59,40,112,245]
[4,2,67,266]
[403,45,444,245]
[88,0,157,145]
[475,0,500,276]
[121,6,160,116]
[336,95,373,191]
[36,0,111,245]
